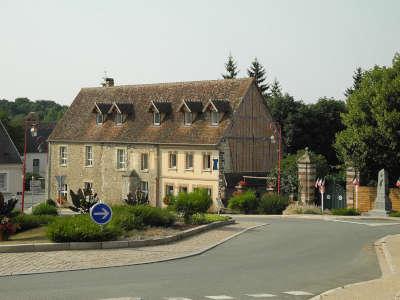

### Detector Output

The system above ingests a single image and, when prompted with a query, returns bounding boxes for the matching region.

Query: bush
[283,202,322,215]
[389,211,400,217]
[69,188,98,213]
[129,205,176,227]
[46,199,57,207]
[257,194,289,214]
[190,213,230,225]
[46,215,121,242]
[32,203,58,216]
[332,208,360,216]
[228,190,258,213]
[13,214,56,232]
[110,211,144,231]
[172,189,213,222]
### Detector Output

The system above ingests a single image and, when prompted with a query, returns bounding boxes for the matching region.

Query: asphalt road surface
[0,217,399,300]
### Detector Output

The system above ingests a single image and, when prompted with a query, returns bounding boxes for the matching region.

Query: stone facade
[297,150,316,204]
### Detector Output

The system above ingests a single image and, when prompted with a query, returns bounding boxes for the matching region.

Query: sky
[1,0,399,105]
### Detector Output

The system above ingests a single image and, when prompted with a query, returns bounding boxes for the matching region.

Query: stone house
[0,119,22,200]
[47,78,277,210]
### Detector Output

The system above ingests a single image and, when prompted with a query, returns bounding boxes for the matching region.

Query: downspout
[46,142,51,200]
[156,144,161,207]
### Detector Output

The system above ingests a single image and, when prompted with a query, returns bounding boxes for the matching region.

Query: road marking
[205,296,235,300]
[245,293,276,297]
[332,219,400,227]
[98,298,142,300]
[164,298,193,300]
[283,291,314,296]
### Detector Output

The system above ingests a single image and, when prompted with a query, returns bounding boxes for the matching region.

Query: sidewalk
[311,234,400,300]
[0,221,264,277]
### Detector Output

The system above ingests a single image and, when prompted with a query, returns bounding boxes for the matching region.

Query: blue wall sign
[90,203,112,225]
[213,158,219,170]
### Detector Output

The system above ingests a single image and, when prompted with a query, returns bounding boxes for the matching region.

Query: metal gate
[324,179,346,209]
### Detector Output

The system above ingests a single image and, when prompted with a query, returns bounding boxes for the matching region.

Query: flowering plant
[0,216,17,240]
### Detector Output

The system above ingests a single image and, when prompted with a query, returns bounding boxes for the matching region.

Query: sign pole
[321,191,324,212]
[355,185,358,210]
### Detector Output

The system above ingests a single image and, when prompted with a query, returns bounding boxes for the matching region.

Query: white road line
[245,293,276,297]
[164,298,193,300]
[283,291,314,296]
[98,298,142,300]
[205,296,235,300]
[332,219,400,226]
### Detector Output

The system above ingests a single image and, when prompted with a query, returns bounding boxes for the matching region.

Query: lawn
[1,227,51,244]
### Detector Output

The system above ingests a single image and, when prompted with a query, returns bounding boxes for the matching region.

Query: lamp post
[21,119,37,213]
[269,122,282,195]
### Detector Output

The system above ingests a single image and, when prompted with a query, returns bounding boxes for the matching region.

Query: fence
[353,186,400,212]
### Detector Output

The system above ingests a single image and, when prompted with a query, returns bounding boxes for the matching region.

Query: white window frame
[203,153,211,171]
[60,184,68,201]
[153,112,161,125]
[179,185,188,194]
[185,152,193,170]
[184,111,192,126]
[169,152,177,169]
[116,148,127,170]
[85,146,93,167]
[59,146,67,166]
[96,113,103,125]
[165,184,174,196]
[84,181,93,192]
[211,111,220,125]
[141,153,149,171]
[140,181,149,192]
[0,173,8,192]
[115,113,123,125]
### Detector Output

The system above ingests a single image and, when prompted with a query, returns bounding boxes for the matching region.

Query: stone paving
[0,221,262,276]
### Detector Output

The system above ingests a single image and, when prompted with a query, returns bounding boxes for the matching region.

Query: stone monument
[297,148,316,204]
[368,169,389,216]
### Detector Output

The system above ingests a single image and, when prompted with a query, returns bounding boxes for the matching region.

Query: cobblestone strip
[0,222,263,277]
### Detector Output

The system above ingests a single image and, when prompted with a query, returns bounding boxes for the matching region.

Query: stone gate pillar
[345,166,359,208]
[297,148,316,204]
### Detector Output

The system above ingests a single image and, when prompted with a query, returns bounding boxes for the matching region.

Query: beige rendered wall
[0,164,22,197]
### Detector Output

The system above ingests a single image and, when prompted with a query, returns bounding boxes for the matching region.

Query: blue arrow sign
[90,203,112,225]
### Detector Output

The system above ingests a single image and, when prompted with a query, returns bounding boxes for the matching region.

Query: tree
[270,78,282,98]
[247,57,269,97]
[335,53,400,184]
[222,53,239,79]
[344,67,363,97]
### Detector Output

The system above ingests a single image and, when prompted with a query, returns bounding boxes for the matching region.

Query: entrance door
[325,179,346,209]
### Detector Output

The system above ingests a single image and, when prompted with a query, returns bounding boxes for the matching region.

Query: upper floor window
[211,111,220,125]
[185,152,193,170]
[184,112,192,126]
[32,159,40,174]
[169,152,177,169]
[203,153,211,171]
[85,146,93,166]
[141,153,148,171]
[115,113,123,125]
[154,112,161,125]
[116,149,126,169]
[59,146,67,166]
[96,113,103,125]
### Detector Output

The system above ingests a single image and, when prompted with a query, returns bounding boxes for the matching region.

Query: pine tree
[222,53,239,79]
[247,57,269,96]
[270,78,282,98]
[345,67,363,97]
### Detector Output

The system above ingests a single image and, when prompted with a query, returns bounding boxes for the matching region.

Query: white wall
[0,164,22,199]
[25,152,48,177]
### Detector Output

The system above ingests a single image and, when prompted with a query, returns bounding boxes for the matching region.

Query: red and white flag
[315,178,320,189]
[353,177,360,186]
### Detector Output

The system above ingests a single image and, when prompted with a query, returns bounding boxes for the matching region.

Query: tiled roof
[0,120,22,164]
[49,78,254,145]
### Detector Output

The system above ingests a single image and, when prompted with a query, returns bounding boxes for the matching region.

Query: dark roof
[185,100,203,112]
[49,78,254,145]
[0,120,22,164]
[114,103,134,115]
[94,103,113,114]
[212,99,231,112]
[26,123,55,153]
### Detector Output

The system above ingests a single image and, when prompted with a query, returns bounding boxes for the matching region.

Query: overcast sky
[1,0,399,105]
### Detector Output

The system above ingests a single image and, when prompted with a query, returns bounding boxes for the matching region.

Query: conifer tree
[247,57,269,96]
[222,53,239,79]
[344,67,363,97]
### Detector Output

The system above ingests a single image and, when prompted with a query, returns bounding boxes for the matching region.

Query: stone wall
[297,150,315,204]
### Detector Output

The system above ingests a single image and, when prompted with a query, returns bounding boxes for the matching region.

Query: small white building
[0,120,22,200]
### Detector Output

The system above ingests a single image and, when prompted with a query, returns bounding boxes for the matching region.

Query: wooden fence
[352,186,400,212]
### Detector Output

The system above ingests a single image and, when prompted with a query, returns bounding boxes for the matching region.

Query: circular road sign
[90,203,112,225]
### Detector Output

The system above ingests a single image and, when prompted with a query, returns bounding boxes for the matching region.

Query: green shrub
[129,205,176,227]
[283,202,322,215]
[46,215,121,242]
[110,211,144,231]
[332,208,360,216]
[190,213,230,225]
[46,199,57,207]
[257,194,289,214]
[172,189,213,222]
[389,211,400,217]
[32,203,58,216]
[69,188,98,213]
[228,190,258,213]
[13,214,56,232]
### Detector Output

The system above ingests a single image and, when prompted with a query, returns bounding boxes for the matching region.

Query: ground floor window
[165,184,174,196]
[179,186,188,193]
[59,184,68,202]
[84,182,93,192]
[141,181,148,192]
[0,173,7,192]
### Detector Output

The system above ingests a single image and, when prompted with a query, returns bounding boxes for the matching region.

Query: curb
[308,233,399,300]
[2,222,268,277]
[0,220,235,253]
[228,214,400,222]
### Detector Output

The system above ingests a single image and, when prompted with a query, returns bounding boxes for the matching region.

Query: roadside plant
[190,213,230,225]
[257,193,289,215]
[13,214,56,232]
[228,190,258,214]
[69,187,99,214]
[32,203,58,216]
[0,192,19,240]
[283,202,322,215]
[0,192,18,217]
[331,208,360,216]
[171,189,212,223]
[389,211,400,217]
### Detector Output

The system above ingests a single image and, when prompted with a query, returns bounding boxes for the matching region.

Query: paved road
[0,217,399,300]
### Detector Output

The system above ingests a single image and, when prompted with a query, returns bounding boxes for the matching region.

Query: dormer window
[211,111,219,125]
[184,112,192,126]
[115,112,123,125]
[154,112,161,125]
[96,113,103,125]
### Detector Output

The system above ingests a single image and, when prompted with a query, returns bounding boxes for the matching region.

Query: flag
[315,178,320,189]
[396,178,400,188]
[352,177,359,186]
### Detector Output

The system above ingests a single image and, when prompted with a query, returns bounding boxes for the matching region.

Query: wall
[0,164,22,199]
[351,186,400,212]
[25,152,48,177]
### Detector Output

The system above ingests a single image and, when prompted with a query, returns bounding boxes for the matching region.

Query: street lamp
[269,122,282,195]
[21,119,38,213]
